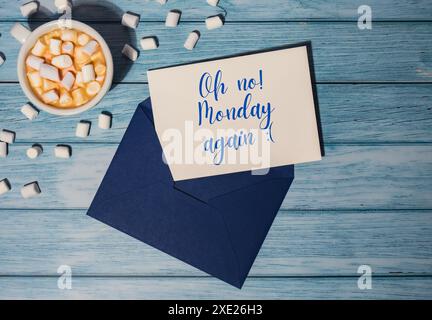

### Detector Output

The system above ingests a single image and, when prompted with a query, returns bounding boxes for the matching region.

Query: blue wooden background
[0,0,432,299]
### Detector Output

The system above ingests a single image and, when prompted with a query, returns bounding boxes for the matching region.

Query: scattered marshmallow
[10,23,31,44]
[0,130,16,144]
[121,12,140,29]
[0,179,11,196]
[165,10,181,27]
[26,145,43,159]
[77,33,90,46]
[26,55,44,70]
[140,37,158,50]
[39,63,60,82]
[98,112,112,129]
[21,103,39,120]
[81,64,95,83]
[61,41,74,55]
[156,0,167,4]
[27,71,42,87]
[76,121,91,138]
[0,141,8,158]
[49,38,62,55]
[206,15,224,30]
[82,40,98,56]
[122,44,139,61]
[184,31,200,50]
[86,81,101,96]
[55,144,71,158]
[31,39,46,57]
[207,0,219,6]
[51,54,73,69]
[21,181,41,199]
[20,1,39,17]
[42,89,59,103]
[61,71,75,91]
[0,53,5,66]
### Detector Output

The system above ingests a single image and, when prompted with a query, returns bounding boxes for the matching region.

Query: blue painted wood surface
[0,0,431,299]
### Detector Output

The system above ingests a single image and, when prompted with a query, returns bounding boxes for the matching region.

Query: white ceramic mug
[15,20,114,116]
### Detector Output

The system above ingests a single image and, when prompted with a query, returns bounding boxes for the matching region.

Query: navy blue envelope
[87,98,294,288]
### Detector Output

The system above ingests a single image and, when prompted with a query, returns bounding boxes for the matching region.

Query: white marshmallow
[61,72,75,91]
[121,44,139,61]
[0,54,4,66]
[77,33,90,46]
[165,10,181,27]
[27,71,42,87]
[76,121,91,138]
[207,0,219,6]
[26,145,43,159]
[121,12,140,29]
[75,71,83,86]
[39,63,60,82]
[21,181,41,199]
[31,39,46,56]
[49,38,62,55]
[10,23,31,44]
[156,0,167,4]
[82,40,98,56]
[21,103,39,120]
[205,15,224,30]
[51,54,73,69]
[0,141,8,158]
[61,41,74,55]
[0,179,11,196]
[0,130,15,144]
[26,55,44,70]
[55,145,71,158]
[86,81,101,96]
[184,31,200,50]
[98,112,112,129]
[59,92,73,106]
[140,37,158,50]
[42,90,59,103]
[20,1,39,17]
[60,29,77,42]
[81,64,95,83]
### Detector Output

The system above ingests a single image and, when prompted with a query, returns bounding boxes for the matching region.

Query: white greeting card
[148,43,323,181]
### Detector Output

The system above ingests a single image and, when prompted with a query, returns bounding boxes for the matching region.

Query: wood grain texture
[1,22,432,82]
[1,0,432,21]
[0,209,430,276]
[0,276,431,299]
[0,145,431,210]
[1,83,432,144]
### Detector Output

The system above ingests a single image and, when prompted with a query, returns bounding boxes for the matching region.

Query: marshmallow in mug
[0,130,16,144]
[25,28,107,109]
[21,181,41,198]
[165,10,181,27]
[21,103,39,120]
[0,179,11,196]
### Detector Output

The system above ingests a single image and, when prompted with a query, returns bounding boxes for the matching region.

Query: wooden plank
[1,0,432,21]
[1,83,431,144]
[0,145,431,210]
[0,22,431,82]
[0,209,431,276]
[0,276,431,299]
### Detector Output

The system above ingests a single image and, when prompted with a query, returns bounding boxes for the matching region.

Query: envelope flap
[174,166,294,202]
